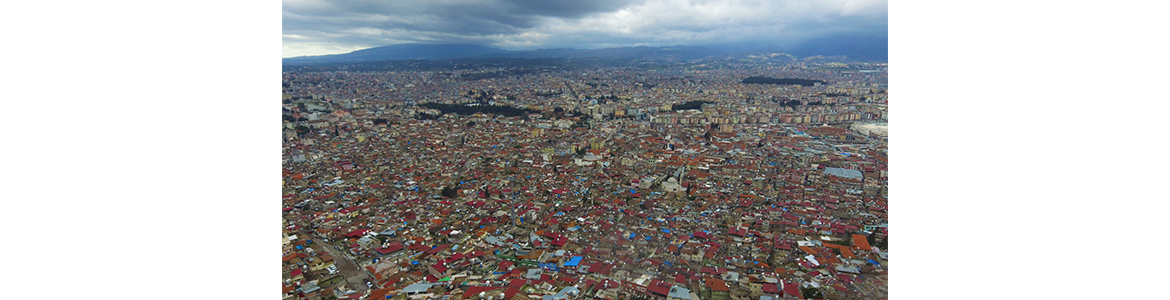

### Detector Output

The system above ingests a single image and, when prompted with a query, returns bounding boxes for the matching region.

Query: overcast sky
[283,0,887,58]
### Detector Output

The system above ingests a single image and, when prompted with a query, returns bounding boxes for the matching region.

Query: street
[317,239,375,293]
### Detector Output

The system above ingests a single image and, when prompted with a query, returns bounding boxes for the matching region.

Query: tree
[440,185,457,198]
[801,286,824,299]
[672,100,710,111]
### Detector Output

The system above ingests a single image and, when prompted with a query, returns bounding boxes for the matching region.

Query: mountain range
[282,35,887,64]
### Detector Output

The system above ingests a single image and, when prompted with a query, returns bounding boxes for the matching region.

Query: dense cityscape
[13,1,1164,300]
[282,57,889,300]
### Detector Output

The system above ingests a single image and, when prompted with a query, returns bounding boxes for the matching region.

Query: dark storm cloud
[284,0,636,35]
[283,0,887,57]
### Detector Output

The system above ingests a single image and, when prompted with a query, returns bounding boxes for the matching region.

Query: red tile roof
[508,279,526,289]
[783,280,801,296]
[503,288,521,299]
[463,286,507,299]
[647,279,672,295]
[705,278,729,292]
[852,234,872,250]
[730,227,747,237]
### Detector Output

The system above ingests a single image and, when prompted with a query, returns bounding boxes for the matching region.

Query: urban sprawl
[282,59,889,300]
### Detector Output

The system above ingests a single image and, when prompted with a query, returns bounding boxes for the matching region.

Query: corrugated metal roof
[823,167,863,180]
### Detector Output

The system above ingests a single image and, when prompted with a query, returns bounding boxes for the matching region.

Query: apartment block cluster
[282,62,888,300]
[282,62,886,127]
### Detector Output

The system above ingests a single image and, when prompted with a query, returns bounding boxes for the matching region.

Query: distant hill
[282,43,510,63]
[282,37,887,65]
[787,33,888,62]
[522,45,725,61]
[284,44,729,64]
[481,48,581,58]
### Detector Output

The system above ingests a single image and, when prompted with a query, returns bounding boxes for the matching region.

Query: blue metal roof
[565,256,584,267]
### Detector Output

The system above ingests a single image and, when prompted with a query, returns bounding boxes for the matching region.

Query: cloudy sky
[283,0,887,58]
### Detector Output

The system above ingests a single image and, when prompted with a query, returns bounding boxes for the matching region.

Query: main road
[317,239,376,293]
